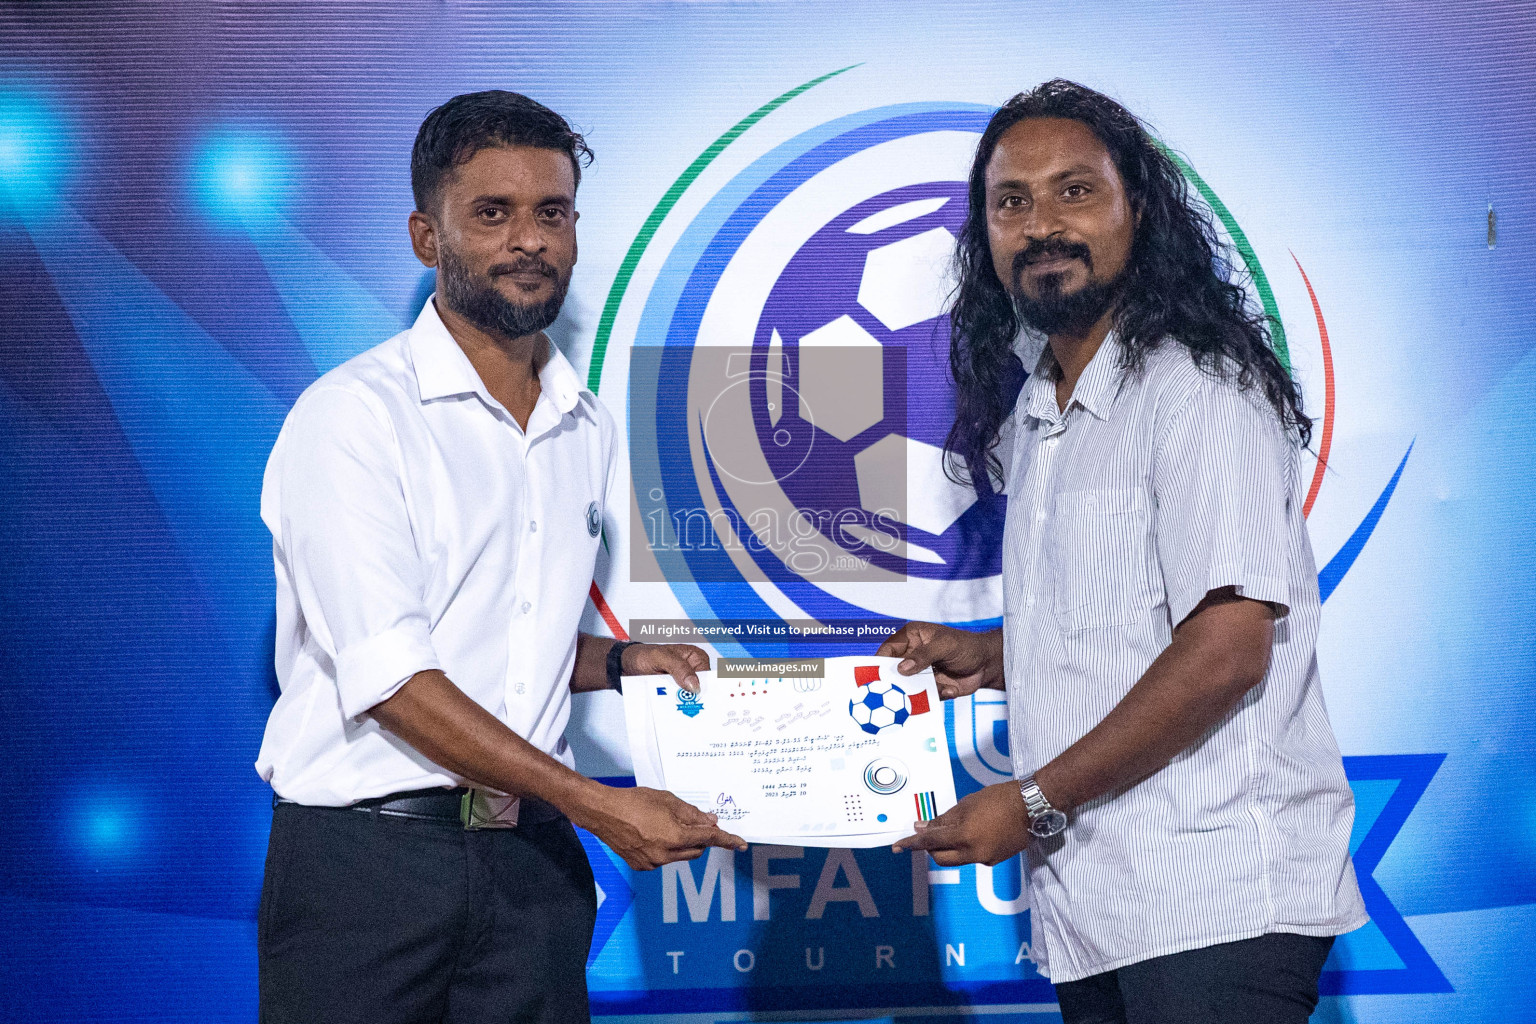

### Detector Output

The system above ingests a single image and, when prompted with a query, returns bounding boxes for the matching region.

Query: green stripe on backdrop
[586,66,858,393]
[584,80,1290,387]
[1161,146,1291,372]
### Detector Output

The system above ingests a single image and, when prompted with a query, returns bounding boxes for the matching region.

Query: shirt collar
[409,297,487,403]
[1023,331,1124,424]
[532,342,582,420]
[408,295,584,422]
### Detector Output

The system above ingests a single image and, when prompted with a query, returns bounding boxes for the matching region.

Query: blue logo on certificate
[675,688,704,718]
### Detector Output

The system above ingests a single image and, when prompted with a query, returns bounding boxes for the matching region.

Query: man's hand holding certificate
[623,656,957,847]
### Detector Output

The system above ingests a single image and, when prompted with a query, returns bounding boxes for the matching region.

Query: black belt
[275,787,565,828]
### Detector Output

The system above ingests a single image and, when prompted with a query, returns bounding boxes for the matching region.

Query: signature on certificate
[711,792,748,822]
[722,709,766,732]
[774,700,832,732]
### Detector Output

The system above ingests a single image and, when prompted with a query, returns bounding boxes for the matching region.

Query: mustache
[1012,237,1093,277]
[487,257,558,279]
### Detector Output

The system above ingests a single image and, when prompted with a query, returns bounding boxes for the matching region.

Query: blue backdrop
[2,2,1533,1021]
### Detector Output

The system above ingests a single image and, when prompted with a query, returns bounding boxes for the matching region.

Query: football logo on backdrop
[617,100,1385,795]
[705,181,987,574]
[626,104,1005,643]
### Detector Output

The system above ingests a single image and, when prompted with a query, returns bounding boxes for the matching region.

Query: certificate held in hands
[623,655,958,848]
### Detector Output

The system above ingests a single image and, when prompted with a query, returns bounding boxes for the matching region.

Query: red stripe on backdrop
[589,582,630,642]
[586,262,1336,638]
[1291,254,1336,518]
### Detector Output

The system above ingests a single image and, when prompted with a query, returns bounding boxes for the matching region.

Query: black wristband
[606,640,641,691]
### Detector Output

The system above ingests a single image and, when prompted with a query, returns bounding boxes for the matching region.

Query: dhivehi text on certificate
[624,656,958,848]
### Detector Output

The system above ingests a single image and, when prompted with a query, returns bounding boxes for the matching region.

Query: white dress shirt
[1003,335,1367,983]
[255,297,618,806]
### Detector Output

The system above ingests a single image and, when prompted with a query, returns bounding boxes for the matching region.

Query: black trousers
[1054,932,1336,1024]
[258,802,597,1024]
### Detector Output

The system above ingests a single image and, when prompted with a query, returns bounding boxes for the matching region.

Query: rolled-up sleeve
[1152,379,1294,628]
[265,387,440,719]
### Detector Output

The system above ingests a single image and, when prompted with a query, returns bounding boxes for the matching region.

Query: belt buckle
[459,788,520,830]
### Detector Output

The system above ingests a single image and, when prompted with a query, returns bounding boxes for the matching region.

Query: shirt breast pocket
[1049,487,1153,632]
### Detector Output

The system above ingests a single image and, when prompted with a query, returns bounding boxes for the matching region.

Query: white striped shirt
[1001,334,1367,983]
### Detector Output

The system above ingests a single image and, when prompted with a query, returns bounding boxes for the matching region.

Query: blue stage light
[0,91,69,208]
[72,803,136,862]
[87,811,126,847]
[192,128,293,226]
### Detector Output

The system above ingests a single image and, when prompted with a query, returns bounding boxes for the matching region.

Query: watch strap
[606,640,640,691]
[1019,773,1054,819]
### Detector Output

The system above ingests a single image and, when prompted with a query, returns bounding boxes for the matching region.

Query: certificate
[622,655,958,848]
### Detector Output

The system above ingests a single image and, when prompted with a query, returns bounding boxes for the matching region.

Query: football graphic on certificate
[623,656,958,847]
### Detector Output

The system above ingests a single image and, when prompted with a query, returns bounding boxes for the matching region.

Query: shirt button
[529,520,538,533]
[1034,510,1046,523]
[515,682,526,695]
[1046,437,1060,448]
[521,601,532,615]
[1026,595,1037,607]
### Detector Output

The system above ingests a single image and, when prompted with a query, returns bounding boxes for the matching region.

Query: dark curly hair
[945,79,1310,487]
[411,90,593,214]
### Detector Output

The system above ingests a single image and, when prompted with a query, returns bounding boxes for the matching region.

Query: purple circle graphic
[747,181,1004,580]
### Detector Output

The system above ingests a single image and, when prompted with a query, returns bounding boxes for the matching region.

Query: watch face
[1030,808,1068,839]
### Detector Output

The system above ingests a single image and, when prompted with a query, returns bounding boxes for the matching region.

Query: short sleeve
[597,397,622,539]
[1152,380,1295,628]
[262,387,440,718]
[587,395,624,591]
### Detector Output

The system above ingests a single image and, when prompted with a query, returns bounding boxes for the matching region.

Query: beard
[1009,237,1123,337]
[437,244,570,342]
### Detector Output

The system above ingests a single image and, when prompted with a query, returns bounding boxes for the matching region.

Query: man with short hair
[256,90,745,1024]
[886,80,1366,1023]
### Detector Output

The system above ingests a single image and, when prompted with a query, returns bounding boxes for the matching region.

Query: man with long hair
[884,81,1366,1022]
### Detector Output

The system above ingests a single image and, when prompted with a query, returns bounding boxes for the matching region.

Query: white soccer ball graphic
[801,224,977,554]
[754,185,1003,575]
[849,678,912,735]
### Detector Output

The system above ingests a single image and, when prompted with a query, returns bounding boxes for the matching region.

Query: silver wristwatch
[1019,773,1068,839]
